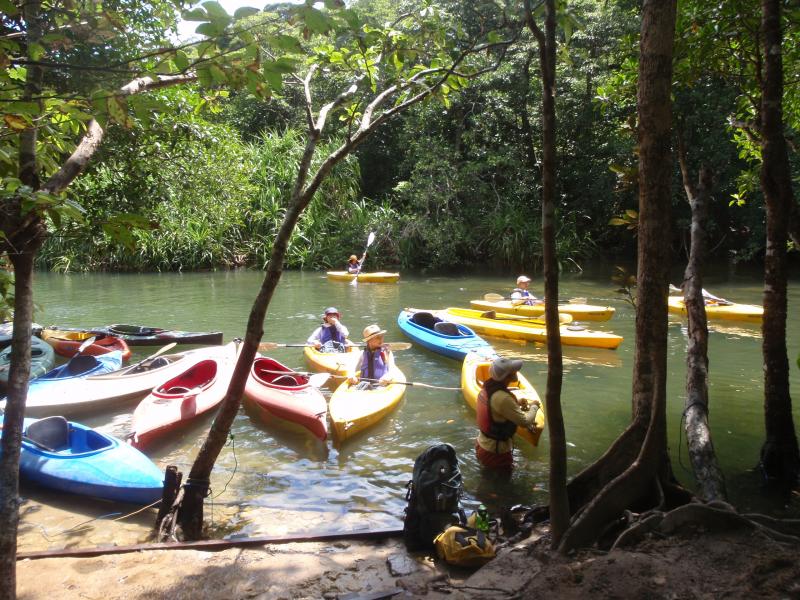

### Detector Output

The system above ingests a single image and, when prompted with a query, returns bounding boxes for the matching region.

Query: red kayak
[41,328,132,361]
[244,357,328,440]
[130,341,240,448]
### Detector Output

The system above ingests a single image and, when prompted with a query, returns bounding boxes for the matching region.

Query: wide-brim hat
[348,255,359,262]
[362,324,387,342]
[490,357,523,381]
[323,307,340,319]
[516,275,532,284]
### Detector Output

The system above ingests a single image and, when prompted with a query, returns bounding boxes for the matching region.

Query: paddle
[73,336,97,356]
[669,284,733,306]
[350,231,376,287]
[258,342,412,351]
[120,342,178,375]
[355,377,460,391]
[483,292,575,305]
[479,310,573,325]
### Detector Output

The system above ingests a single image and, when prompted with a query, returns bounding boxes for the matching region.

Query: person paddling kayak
[475,357,541,470]
[307,307,350,352]
[347,252,367,274]
[347,324,396,389]
[510,275,542,306]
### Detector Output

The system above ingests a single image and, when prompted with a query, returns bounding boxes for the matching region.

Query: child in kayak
[307,307,350,352]
[510,275,542,306]
[348,324,396,388]
[347,252,367,274]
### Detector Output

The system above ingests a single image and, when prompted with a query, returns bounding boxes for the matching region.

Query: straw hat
[348,255,359,262]
[490,357,523,381]
[362,324,386,342]
[516,275,532,284]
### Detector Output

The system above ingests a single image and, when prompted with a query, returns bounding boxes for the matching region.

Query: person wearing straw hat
[347,324,395,388]
[510,275,541,306]
[475,357,541,469]
[347,252,367,274]
[307,307,351,352]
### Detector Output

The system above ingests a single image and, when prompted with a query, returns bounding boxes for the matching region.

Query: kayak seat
[410,312,439,331]
[149,356,170,369]
[165,386,191,394]
[25,416,70,452]
[433,322,461,337]
[272,374,299,387]
[66,355,99,375]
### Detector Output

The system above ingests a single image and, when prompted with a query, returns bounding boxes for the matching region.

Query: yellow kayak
[667,296,763,324]
[461,352,545,447]
[303,345,360,380]
[326,271,400,283]
[329,368,407,442]
[470,299,615,322]
[438,307,623,350]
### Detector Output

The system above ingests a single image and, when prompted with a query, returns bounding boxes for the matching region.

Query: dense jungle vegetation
[33,0,797,273]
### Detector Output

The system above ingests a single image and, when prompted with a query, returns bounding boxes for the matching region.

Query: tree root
[611,501,800,550]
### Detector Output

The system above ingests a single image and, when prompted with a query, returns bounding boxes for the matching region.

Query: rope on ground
[37,499,161,541]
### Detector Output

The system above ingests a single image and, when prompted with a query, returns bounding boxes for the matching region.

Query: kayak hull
[244,357,328,440]
[329,368,406,442]
[397,310,494,361]
[667,296,763,324]
[303,345,360,380]
[470,299,615,322]
[435,308,624,350]
[7,417,163,504]
[41,328,132,360]
[20,346,229,418]
[461,352,545,447]
[46,324,224,347]
[326,271,400,283]
[0,336,55,388]
[130,341,241,448]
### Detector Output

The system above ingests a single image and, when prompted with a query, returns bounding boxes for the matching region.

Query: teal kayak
[0,336,56,388]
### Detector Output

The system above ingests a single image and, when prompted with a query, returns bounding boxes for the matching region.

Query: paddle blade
[308,373,330,388]
[483,293,505,302]
[75,336,96,355]
[258,342,281,350]
[385,342,412,351]
[366,231,376,247]
[350,275,359,286]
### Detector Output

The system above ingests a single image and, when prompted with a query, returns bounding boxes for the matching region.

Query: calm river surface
[16,269,800,551]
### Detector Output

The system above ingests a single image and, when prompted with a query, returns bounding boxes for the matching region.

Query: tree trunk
[558,0,677,553]
[758,0,799,490]
[677,136,726,502]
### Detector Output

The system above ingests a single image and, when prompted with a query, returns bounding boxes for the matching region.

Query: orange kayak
[41,328,132,361]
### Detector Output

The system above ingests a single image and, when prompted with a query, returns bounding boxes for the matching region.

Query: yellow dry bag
[434,525,496,568]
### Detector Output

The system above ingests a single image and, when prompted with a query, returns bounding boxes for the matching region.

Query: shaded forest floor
[16,525,800,599]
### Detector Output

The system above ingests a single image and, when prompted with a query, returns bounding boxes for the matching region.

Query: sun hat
[323,307,340,317]
[349,255,359,262]
[489,357,523,381]
[516,275,532,284]
[362,324,387,342]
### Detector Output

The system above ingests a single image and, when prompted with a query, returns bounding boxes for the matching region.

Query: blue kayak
[0,336,56,387]
[397,310,495,361]
[28,350,123,390]
[1,417,164,504]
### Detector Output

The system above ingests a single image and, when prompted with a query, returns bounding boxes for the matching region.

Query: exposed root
[611,502,800,550]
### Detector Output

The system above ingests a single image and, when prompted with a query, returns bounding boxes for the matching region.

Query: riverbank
[16,524,800,599]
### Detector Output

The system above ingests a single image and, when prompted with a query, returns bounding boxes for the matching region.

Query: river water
[16,269,800,552]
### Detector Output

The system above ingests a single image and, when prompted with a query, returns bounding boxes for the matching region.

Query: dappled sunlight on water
[14,269,800,552]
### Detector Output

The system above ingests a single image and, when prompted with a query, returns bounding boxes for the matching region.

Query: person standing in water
[475,357,540,470]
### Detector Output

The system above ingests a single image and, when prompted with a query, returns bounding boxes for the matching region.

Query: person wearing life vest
[347,252,367,274]
[307,307,350,351]
[348,324,396,388]
[475,357,540,469]
[510,275,541,306]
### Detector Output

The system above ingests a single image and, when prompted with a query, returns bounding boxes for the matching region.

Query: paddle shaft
[259,342,412,351]
[356,377,460,391]
[121,342,178,374]
[483,293,576,305]
[351,231,376,284]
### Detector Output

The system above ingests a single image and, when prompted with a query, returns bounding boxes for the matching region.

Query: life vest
[347,263,360,274]
[361,347,388,380]
[476,388,517,443]
[319,324,345,345]
[512,287,535,306]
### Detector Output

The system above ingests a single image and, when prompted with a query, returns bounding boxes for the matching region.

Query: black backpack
[403,444,465,550]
